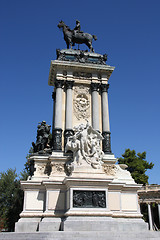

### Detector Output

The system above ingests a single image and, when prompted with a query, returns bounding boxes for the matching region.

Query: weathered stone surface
[1,231,160,240]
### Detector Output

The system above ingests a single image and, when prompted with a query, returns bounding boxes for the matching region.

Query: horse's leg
[70,41,72,49]
[86,41,94,52]
[90,41,94,52]
[67,38,72,49]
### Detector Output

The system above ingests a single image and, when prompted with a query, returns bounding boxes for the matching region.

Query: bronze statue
[32,121,51,153]
[57,20,97,52]
[74,20,81,33]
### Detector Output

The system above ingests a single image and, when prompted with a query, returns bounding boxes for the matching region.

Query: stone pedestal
[15,151,146,232]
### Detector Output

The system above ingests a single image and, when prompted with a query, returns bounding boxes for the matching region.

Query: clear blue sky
[0,0,160,184]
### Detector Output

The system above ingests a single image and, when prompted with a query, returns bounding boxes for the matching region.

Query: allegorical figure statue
[32,121,51,153]
[65,122,104,169]
[57,20,97,52]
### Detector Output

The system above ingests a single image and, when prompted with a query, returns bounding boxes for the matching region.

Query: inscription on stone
[73,190,106,208]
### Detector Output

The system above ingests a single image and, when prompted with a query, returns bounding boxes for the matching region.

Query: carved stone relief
[103,164,116,176]
[65,122,104,171]
[73,85,90,120]
[51,163,64,173]
[35,163,46,176]
[73,190,106,208]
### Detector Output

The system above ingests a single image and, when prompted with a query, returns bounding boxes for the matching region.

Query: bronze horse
[57,21,97,52]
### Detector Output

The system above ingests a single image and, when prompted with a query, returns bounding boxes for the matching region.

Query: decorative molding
[73,85,90,120]
[56,49,108,65]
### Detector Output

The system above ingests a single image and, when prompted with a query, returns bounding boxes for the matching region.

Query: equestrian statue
[57,20,97,52]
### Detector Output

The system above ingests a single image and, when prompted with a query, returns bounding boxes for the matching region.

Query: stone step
[0,231,160,240]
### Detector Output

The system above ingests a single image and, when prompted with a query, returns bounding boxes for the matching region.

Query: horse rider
[73,20,83,36]
[74,20,81,33]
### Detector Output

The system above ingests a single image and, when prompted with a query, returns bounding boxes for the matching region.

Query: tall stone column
[147,203,153,230]
[52,91,56,130]
[64,81,74,148]
[91,83,100,131]
[52,80,64,151]
[101,84,111,153]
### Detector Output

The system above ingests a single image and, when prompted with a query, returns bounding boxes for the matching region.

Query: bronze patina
[58,20,97,52]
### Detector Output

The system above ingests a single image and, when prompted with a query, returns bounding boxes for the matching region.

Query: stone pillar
[91,83,100,131]
[52,92,56,130]
[52,80,64,151]
[147,203,153,230]
[64,81,74,148]
[101,84,111,153]
[158,203,160,227]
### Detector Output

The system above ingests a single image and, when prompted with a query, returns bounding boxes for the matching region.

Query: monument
[15,20,148,233]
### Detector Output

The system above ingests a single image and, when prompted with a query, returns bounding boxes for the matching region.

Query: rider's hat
[76,20,80,24]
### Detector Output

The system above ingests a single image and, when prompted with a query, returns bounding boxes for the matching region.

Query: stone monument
[15,21,148,233]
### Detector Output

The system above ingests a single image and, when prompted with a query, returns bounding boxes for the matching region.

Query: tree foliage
[0,169,23,231]
[20,147,33,181]
[118,149,154,185]
[0,149,32,231]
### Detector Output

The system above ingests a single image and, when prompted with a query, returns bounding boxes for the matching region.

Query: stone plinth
[15,151,146,232]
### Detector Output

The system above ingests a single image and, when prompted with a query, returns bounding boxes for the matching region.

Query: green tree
[20,147,33,180]
[118,149,154,185]
[0,149,32,232]
[0,169,23,231]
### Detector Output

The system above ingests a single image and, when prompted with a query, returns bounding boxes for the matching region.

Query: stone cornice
[138,184,160,203]
[48,60,115,86]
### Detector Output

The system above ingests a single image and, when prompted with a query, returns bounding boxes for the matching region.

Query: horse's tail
[92,35,97,41]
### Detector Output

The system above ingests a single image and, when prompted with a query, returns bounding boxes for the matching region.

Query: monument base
[15,218,41,232]
[39,217,62,232]
[63,216,148,232]
[15,151,147,233]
